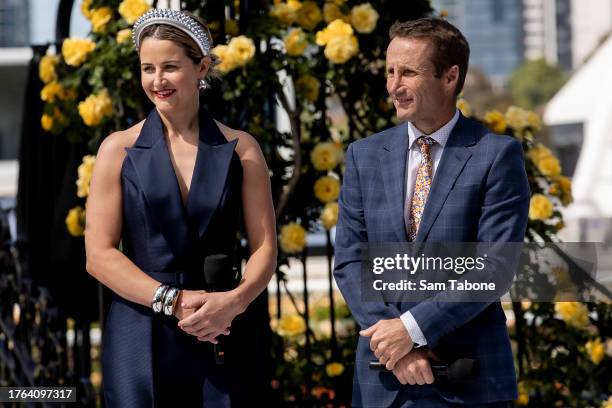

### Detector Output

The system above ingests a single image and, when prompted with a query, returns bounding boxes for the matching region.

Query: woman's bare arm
[84,127,161,308]
[232,129,278,311]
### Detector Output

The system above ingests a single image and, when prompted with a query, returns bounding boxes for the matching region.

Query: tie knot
[416,136,436,153]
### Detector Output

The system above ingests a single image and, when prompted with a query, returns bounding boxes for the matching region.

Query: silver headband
[132,9,211,56]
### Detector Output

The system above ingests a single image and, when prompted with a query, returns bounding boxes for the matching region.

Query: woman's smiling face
[139,37,207,112]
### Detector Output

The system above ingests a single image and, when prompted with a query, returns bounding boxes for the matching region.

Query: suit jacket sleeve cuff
[400,311,427,347]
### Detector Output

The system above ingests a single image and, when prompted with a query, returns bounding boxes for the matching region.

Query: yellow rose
[90,371,102,388]
[526,111,541,132]
[42,107,66,131]
[323,3,349,23]
[78,89,113,127]
[295,74,320,102]
[277,314,306,337]
[483,110,507,134]
[66,206,86,237]
[456,98,471,117]
[311,141,343,171]
[516,393,529,405]
[118,0,151,25]
[516,382,529,405]
[325,362,344,377]
[77,155,96,198]
[90,7,113,33]
[527,143,562,178]
[585,338,605,365]
[41,114,54,131]
[314,175,340,203]
[602,396,612,408]
[536,156,561,178]
[557,175,572,194]
[62,37,96,67]
[39,54,59,84]
[81,0,93,18]
[516,392,529,405]
[212,45,238,74]
[554,302,589,328]
[528,194,553,221]
[279,222,307,253]
[350,3,379,34]
[551,175,572,206]
[41,82,74,102]
[324,34,359,64]
[270,1,301,25]
[320,202,339,230]
[297,1,323,31]
[284,28,308,57]
[505,106,529,134]
[116,29,132,44]
[527,143,553,163]
[316,19,353,46]
[40,81,70,102]
[228,36,256,65]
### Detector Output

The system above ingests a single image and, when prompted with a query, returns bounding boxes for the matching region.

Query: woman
[85,9,277,407]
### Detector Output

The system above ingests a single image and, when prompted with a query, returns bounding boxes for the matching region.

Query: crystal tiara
[132,9,211,56]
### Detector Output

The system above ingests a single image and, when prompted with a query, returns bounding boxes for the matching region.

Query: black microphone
[203,254,235,365]
[369,358,478,383]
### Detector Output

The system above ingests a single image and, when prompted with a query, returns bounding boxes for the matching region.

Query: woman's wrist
[229,286,252,315]
[172,290,184,318]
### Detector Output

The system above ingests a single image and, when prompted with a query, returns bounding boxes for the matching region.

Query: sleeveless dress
[102,107,256,407]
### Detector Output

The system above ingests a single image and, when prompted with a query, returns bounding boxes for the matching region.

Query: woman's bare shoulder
[93,120,146,175]
[214,120,261,158]
[97,120,145,157]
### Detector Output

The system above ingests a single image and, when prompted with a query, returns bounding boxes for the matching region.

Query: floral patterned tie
[408,136,436,241]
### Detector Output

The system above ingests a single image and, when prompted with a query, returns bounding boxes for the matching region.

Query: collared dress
[101,107,266,407]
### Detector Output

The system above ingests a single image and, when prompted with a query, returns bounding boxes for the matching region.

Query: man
[333,18,529,407]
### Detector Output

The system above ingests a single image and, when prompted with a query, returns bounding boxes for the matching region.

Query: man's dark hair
[389,18,470,96]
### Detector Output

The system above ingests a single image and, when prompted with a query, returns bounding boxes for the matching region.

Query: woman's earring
[199,79,208,90]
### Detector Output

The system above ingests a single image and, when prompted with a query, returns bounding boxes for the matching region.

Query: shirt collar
[407,109,460,149]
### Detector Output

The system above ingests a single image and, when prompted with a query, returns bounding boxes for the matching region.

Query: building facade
[431,0,525,87]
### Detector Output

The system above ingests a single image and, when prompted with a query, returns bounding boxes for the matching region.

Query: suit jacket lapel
[125,109,189,258]
[187,107,238,240]
[381,124,410,242]
[415,114,475,242]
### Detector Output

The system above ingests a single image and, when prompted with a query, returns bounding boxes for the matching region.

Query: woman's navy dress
[102,107,263,407]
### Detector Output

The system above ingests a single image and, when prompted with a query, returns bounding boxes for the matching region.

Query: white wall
[571,0,612,67]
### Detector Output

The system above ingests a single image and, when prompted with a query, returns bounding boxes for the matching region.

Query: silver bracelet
[151,284,169,314]
[163,287,180,316]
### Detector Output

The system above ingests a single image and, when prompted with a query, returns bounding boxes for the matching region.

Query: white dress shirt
[400,109,460,347]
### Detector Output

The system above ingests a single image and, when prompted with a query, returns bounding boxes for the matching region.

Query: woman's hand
[177,290,241,342]
[172,290,196,321]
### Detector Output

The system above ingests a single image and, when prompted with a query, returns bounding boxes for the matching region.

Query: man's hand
[360,318,413,370]
[392,349,436,385]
